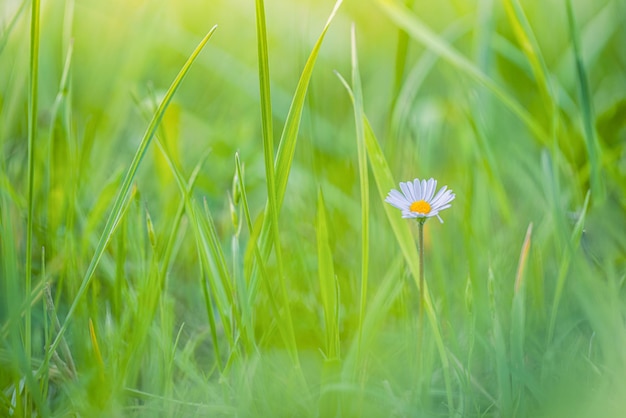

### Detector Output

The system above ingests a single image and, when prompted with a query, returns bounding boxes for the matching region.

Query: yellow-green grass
[1,0,625,416]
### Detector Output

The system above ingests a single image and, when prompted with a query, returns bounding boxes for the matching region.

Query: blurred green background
[1,0,626,416]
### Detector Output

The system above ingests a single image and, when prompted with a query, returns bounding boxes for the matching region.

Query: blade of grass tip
[274,0,342,209]
[254,0,299,367]
[511,223,532,407]
[336,69,455,415]
[565,0,604,204]
[514,223,533,294]
[548,190,591,343]
[376,0,550,146]
[43,25,218,370]
[88,318,105,382]
[347,25,370,376]
[25,0,41,397]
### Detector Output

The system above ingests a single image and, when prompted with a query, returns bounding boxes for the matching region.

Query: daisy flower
[385,178,455,223]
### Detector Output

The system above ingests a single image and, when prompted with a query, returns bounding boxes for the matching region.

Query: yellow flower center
[410,200,431,214]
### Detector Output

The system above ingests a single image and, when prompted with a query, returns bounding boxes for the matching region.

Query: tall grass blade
[565,0,604,203]
[24,0,41,412]
[45,25,218,365]
[548,190,591,343]
[346,25,370,374]
[503,0,555,118]
[511,223,533,414]
[316,189,340,360]
[24,0,40,389]
[254,0,298,365]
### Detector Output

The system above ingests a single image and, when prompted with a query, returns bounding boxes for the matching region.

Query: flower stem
[418,219,425,318]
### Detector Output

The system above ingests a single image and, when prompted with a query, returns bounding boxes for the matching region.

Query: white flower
[385,178,455,223]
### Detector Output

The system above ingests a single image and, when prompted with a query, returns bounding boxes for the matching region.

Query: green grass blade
[377,0,550,145]
[24,0,41,412]
[254,0,297,365]
[503,0,555,117]
[25,0,41,363]
[565,0,604,203]
[45,25,218,366]
[346,25,370,374]
[316,189,339,360]
[273,0,342,208]
[235,154,285,348]
[389,0,414,113]
[548,190,591,343]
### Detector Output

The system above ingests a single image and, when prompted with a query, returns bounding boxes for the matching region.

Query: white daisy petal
[386,190,410,209]
[431,190,454,209]
[385,198,406,210]
[430,186,448,205]
[388,189,408,202]
[400,182,414,202]
[413,179,421,201]
[425,179,437,201]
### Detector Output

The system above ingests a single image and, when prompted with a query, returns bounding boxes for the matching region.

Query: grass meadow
[1,0,626,416]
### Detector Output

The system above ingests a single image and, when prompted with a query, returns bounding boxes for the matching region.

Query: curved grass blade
[43,25,218,368]
[503,0,555,119]
[565,0,604,203]
[344,25,370,375]
[377,0,549,146]
[548,190,591,343]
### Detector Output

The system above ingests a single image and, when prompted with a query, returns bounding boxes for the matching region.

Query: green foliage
[1,0,625,416]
